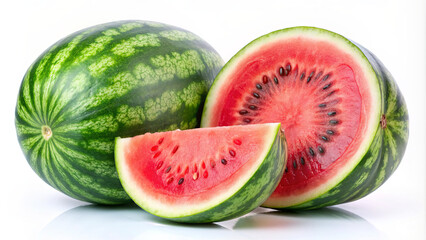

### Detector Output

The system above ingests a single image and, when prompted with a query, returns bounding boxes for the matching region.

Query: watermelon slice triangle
[115,123,286,223]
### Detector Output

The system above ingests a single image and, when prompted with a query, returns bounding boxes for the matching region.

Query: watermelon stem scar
[42,125,52,141]
[380,114,387,129]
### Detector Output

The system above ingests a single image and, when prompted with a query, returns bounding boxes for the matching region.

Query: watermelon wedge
[115,123,287,223]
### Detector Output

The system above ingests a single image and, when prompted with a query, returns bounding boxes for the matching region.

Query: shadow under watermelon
[229,206,386,240]
[38,203,244,240]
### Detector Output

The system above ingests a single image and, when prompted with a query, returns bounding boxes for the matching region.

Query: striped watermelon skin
[289,46,409,209]
[15,20,224,204]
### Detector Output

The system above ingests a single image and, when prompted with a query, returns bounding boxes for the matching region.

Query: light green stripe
[131,50,207,87]
[52,141,124,201]
[374,147,389,188]
[119,22,143,32]
[49,142,101,200]
[15,122,40,136]
[144,81,207,121]
[30,138,44,178]
[200,49,224,69]
[43,141,59,190]
[103,29,120,36]
[21,65,42,124]
[48,72,89,125]
[149,50,206,79]
[55,114,118,134]
[54,139,116,179]
[88,55,115,77]
[112,33,160,57]
[85,71,137,111]
[156,118,198,132]
[20,135,42,156]
[82,138,115,154]
[41,34,84,122]
[116,105,145,127]
[16,103,40,129]
[387,120,408,141]
[159,30,200,41]
[74,35,114,63]
[384,128,397,161]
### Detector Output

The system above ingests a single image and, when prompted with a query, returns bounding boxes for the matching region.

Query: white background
[1,0,425,239]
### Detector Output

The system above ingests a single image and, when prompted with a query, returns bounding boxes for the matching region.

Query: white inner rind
[201,27,381,207]
[115,123,281,217]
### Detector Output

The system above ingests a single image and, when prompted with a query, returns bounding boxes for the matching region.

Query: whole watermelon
[15,20,224,204]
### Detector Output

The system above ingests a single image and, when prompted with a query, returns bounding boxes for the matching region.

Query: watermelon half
[115,123,287,223]
[201,27,409,209]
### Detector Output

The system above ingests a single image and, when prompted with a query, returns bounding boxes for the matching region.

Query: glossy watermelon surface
[15,20,224,204]
[201,27,408,209]
[115,123,287,223]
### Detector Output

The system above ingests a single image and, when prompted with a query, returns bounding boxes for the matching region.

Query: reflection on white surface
[39,204,385,240]
[229,207,386,240]
[38,204,243,240]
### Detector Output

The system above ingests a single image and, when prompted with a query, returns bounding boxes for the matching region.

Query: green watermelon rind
[289,45,409,209]
[115,123,287,223]
[201,26,408,209]
[15,20,224,204]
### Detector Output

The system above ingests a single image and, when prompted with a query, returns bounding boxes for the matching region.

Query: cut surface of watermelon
[115,123,286,222]
[201,27,408,209]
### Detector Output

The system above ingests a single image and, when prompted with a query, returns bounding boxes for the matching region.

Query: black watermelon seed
[309,147,315,156]
[319,103,326,108]
[322,74,330,81]
[328,111,337,116]
[279,67,285,76]
[326,130,334,135]
[274,77,278,84]
[285,167,288,173]
[323,83,331,90]
[221,159,227,165]
[256,84,262,90]
[321,136,328,141]
[249,105,257,110]
[253,92,260,98]
[239,110,248,115]
[327,90,336,97]
[307,71,314,83]
[178,178,184,185]
[300,157,305,165]
[293,160,297,169]
[286,64,291,72]
[243,118,251,123]
[165,166,171,173]
[318,146,325,154]
[329,120,339,125]
[300,72,305,80]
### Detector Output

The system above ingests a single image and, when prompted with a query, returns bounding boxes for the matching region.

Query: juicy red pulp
[124,125,274,199]
[210,39,364,191]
